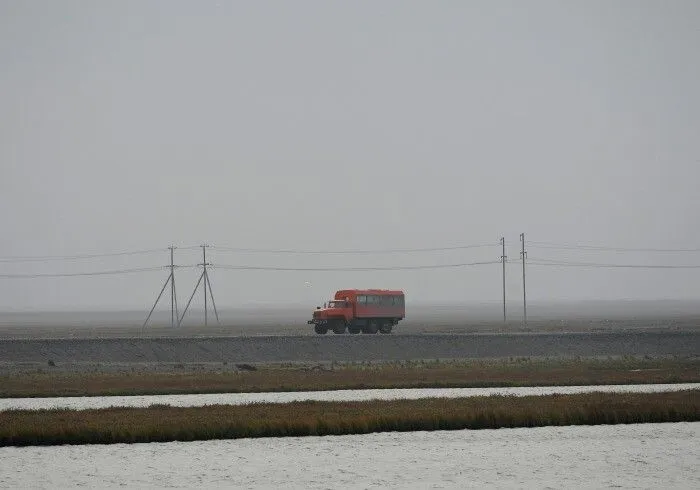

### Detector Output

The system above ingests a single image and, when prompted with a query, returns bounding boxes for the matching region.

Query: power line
[526,258,700,269]
[210,243,499,255]
[528,241,700,253]
[212,260,501,272]
[0,266,165,278]
[0,248,167,263]
[3,239,698,263]
[0,241,501,263]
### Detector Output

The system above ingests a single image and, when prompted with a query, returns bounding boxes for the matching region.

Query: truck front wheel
[314,324,328,334]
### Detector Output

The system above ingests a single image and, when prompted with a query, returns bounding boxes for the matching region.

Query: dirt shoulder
[2,356,698,398]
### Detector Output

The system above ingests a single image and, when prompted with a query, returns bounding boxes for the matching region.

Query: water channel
[1,382,698,411]
[1,422,697,488]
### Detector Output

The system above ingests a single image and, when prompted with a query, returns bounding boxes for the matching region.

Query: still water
[1,383,698,411]
[1,422,697,489]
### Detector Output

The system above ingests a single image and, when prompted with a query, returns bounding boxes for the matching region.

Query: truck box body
[334,289,405,319]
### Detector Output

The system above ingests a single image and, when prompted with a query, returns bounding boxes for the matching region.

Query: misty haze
[1,2,698,489]
[1,1,699,319]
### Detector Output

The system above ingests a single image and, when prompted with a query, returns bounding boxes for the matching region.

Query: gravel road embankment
[0,332,697,373]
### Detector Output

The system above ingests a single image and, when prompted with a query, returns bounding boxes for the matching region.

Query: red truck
[307,289,405,334]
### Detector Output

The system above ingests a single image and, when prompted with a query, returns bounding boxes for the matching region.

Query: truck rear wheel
[314,325,328,334]
[348,325,361,334]
[362,321,379,334]
[379,323,392,334]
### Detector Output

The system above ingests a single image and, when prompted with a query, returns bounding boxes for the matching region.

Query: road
[0,331,697,374]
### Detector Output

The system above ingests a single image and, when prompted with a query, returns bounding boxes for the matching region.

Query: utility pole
[203,244,208,327]
[520,232,527,327]
[169,245,178,328]
[143,246,179,329]
[178,243,219,327]
[500,237,507,323]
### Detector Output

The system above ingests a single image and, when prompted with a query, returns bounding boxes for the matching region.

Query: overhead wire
[0,242,501,278]
[525,257,700,269]
[0,266,166,279]
[0,248,168,263]
[4,239,700,277]
[212,260,501,272]
[0,242,499,263]
[527,241,700,253]
[210,242,499,254]
[4,239,699,262]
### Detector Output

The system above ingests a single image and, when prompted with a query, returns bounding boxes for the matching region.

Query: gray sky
[1,0,699,310]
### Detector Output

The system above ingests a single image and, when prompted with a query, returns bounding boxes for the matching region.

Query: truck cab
[307,299,352,334]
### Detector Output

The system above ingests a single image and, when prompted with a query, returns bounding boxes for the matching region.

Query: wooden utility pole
[178,244,219,327]
[520,232,527,327]
[143,246,179,329]
[500,237,506,323]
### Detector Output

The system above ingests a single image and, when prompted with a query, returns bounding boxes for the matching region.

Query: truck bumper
[308,319,328,325]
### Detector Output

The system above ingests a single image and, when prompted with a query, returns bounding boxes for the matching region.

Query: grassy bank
[1,390,697,447]
[1,357,698,398]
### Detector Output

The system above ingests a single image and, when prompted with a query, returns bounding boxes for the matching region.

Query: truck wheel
[379,323,392,334]
[314,325,328,334]
[348,326,361,334]
[362,321,379,334]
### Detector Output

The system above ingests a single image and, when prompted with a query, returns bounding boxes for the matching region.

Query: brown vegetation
[1,356,697,398]
[1,390,697,447]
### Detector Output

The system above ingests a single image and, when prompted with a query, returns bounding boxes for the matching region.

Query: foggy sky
[1,0,699,311]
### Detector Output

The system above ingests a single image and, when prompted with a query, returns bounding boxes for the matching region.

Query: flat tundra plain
[0,305,698,374]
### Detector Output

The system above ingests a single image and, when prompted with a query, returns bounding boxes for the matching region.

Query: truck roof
[335,289,404,296]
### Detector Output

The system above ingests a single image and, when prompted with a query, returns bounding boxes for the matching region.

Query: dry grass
[1,390,697,447]
[1,357,698,398]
